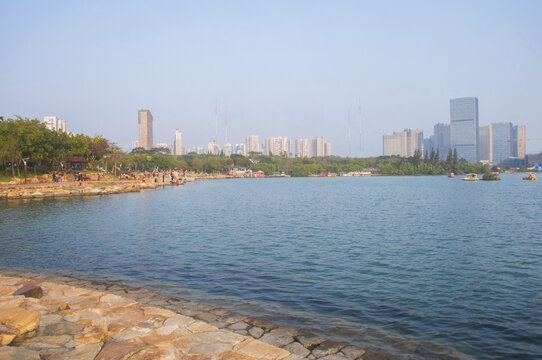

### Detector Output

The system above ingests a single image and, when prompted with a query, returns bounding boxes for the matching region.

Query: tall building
[138,109,154,150]
[43,116,66,132]
[234,143,246,156]
[312,136,325,157]
[295,138,312,158]
[423,136,435,155]
[450,97,479,163]
[207,141,220,155]
[245,135,260,154]
[479,125,493,164]
[131,140,140,150]
[434,123,451,160]
[405,129,423,157]
[383,131,408,157]
[492,122,514,164]
[174,129,183,155]
[223,143,233,157]
[324,141,332,156]
[264,137,292,157]
[512,125,526,159]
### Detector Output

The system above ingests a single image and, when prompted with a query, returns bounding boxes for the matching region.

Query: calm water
[1,176,541,359]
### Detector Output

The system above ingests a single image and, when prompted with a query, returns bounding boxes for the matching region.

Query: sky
[1,0,541,156]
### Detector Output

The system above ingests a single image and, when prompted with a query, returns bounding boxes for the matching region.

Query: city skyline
[1,1,541,155]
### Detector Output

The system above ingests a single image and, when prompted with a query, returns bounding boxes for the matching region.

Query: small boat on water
[448,172,455,178]
[462,173,479,181]
[523,172,538,181]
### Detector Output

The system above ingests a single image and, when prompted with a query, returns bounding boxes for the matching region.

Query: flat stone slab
[0,274,292,360]
[0,271,369,359]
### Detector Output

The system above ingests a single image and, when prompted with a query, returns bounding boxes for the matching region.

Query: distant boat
[523,172,538,181]
[462,173,479,181]
[448,172,455,178]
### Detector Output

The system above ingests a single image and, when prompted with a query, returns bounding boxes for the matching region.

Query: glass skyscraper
[450,97,479,163]
[492,122,514,164]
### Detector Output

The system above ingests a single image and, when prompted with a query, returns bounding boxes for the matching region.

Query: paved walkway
[0,272,367,360]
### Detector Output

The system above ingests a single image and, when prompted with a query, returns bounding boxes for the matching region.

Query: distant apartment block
[295,138,312,158]
[264,137,292,157]
[234,143,246,156]
[174,129,183,155]
[223,143,233,157]
[207,141,220,155]
[43,116,66,132]
[491,122,514,164]
[383,129,422,157]
[450,97,479,163]
[131,139,140,150]
[512,125,526,159]
[245,135,260,154]
[383,131,407,157]
[324,141,332,156]
[138,109,154,150]
[434,123,450,159]
[479,125,493,164]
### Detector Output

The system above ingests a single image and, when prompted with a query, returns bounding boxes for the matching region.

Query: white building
[131,140,140,150]
[324,141,332,156]
[245,135,260,154]
[234,143,246,156]
[383,131,408,157]
[43,116,66,132]
[264,137,292,157]
[295,138,312,158]
[207,141,220,155]
[479,125,493,164]
[223,143,233,157]
[405,129,424,157]
[174,129,183,155]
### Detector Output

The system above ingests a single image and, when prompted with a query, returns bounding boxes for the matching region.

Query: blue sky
[1,0,541,155]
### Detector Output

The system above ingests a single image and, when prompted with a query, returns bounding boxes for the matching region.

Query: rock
[129,343,178,360]
[0,294,26,308]
[319,355,348,360]
[18,334,72,349]
[234,338,290,360]
[311,341,346,358]
[0,346,40,359]
[74,324,108,344]
[189,342,231,355]
[259,329,295,348]
[284,342,311,357]
[0,307,39,334]
[218,350,257,360]
[163,314,195,328]
[13,284,43,298]
[228,321,250,331]
[195,312,219,323]
[248,326,264,339]
[187,321,218,333]
[296,334,326,350]
[95,339,143,360]
[0,323,19,345]
[340,345,366,359]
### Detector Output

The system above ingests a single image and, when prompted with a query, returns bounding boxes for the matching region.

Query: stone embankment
[0,271,367,360]
[0,181,167,200]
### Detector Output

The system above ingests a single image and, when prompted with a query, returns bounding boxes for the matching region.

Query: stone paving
[0,271,367,360]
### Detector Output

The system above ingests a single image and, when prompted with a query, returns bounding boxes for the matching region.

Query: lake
[1,175,541,359]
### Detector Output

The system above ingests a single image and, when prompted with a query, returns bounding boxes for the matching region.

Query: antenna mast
[358,97,362,158]
[215,98,218,142]
[347,110,351,157]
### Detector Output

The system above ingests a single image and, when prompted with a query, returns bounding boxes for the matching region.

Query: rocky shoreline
[0,270,368,360]
[0,181,177,200]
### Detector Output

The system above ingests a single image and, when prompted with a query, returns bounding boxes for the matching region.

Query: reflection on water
[1,175,541,359]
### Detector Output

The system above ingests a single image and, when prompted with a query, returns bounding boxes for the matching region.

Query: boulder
[14,285,43,299]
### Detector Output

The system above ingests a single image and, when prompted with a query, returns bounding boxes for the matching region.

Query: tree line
[1,117,487,178]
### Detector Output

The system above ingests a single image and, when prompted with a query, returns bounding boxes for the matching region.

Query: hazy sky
[1,0,541,155]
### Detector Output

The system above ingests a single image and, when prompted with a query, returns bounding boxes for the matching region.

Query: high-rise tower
[138,109,154,150]
[450,97,479,163]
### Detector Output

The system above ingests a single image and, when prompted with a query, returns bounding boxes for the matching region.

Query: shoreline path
[0,271,367,360]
